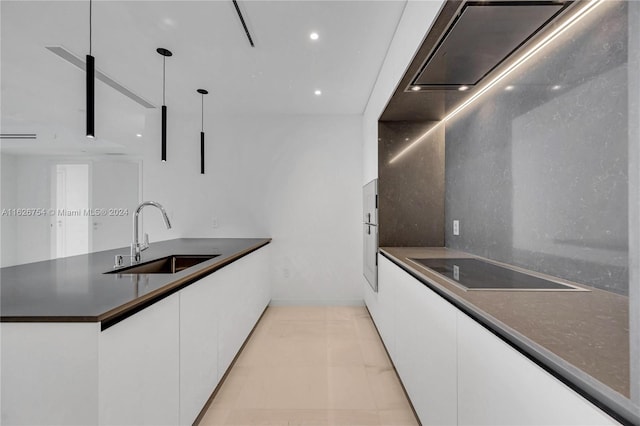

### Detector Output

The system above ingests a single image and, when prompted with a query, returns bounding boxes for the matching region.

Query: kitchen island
[1,238,271,425]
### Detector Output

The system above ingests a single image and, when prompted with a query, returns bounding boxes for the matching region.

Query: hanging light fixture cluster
[155,51,211,172]
[84,1,211,169]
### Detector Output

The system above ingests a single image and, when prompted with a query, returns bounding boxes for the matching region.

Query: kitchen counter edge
[1,238,271,329]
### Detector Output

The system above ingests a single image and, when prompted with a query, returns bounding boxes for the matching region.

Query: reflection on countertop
[1,238,271,324]
[380,246,629,399]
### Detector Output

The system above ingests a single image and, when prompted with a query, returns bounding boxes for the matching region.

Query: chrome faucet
[131,201,172,263]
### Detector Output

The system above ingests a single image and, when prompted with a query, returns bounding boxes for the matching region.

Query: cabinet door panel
[394,263,457,425]
[457,312,617,426]
[217,247,270,377]
[99,294,179,426]
[376,256,397,358]
[216,259,246,376]
[180,274,219,425]
[1,323,99,425]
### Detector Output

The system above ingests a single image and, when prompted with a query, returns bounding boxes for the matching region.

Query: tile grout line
[200,306,417,425]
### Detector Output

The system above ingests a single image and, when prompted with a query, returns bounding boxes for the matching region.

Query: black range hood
[409,1,569,90]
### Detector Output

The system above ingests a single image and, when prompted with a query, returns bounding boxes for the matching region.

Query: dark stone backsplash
[378,121,445,247]
[445,1,629,294]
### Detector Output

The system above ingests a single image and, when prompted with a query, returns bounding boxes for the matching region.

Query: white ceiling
[0,0,407,155]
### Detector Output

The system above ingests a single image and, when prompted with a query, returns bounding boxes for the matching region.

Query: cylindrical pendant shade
[201,131,205,174]
[196,88,208,174]
[86,54,95,138]
[161,105,167,162]
[157,48,172,163]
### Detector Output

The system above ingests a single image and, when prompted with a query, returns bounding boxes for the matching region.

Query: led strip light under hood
[389,0,603,165]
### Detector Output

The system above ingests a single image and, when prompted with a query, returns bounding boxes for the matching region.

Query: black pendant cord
[162,56,166,161]
[162,56,166,105]
[89,0,92,55]
[162,56,166,160]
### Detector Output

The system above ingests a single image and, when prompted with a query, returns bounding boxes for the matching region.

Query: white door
[91,160,140,252]
[54,164,89,258]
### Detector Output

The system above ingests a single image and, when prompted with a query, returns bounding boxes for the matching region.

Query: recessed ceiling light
[162,18,176,28]
[310,32,319,40]
[458,85,470,91]
[136,133,143,138]
[314,89,322,96]
[552,85,562,90]
[505,85,515,91]
[411,86,421,91]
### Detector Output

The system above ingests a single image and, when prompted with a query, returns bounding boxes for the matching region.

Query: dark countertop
[1,238,270,325]
[380,247,636,424]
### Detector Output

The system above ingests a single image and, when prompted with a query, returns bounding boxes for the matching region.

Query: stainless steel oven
[363,179,378,291]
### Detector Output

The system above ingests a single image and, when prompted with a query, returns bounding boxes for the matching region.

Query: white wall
[91,160,140,253]
[362,0,444,185]
[1,154,18,267]
[361,0,444,309]
[136,1,445,304]
[0,155,52,266]
[142,113,363,304]
[3,112,363,302]
[0,156,141,267]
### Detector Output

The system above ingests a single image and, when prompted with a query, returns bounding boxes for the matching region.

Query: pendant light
[197,89,208,174]
[157,48,172,162]
[86,0,95,138]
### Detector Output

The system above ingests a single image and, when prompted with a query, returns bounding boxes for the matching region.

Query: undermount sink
[107,254,219,275]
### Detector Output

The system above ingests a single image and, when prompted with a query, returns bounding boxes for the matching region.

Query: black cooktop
[409,258,580,291]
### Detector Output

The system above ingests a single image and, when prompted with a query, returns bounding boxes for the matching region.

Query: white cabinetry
[179,273,220,425]
[1,322,99,425]
[375,256,397,358]
[217,247,270,375]
[372,255,618,426]
[392,257,457,425]
[1,244,270,426]
[180,246,270,425]
[457,312,617,426]
[99,294,180,426]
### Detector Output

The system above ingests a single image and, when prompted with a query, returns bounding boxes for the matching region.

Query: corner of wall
[361,0,445,185]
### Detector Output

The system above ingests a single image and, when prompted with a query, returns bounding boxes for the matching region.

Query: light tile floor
[199,306,418,426]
